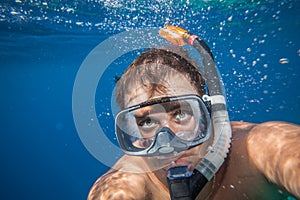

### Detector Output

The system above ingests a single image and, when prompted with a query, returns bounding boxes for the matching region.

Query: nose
[152,127,189,154]
[155,127,176,154]
[160,120,179,134]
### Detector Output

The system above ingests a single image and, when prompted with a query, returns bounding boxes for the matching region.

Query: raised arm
[246,121,300,198]
[88,169,149,200]
[88,155,151,200]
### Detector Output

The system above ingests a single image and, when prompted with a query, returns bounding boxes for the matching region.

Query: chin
[165,152,196,171]
[143,152,185,172]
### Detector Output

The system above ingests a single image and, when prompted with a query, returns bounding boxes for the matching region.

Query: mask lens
[115,95,210,154]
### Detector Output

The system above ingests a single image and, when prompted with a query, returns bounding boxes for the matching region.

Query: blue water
[1,0,299,199]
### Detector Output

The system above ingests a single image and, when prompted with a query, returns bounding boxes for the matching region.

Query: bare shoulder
[213,121,300,199]
[230,120,300,145]
[245,121,300,198]
[245,121,300,160]
[246,121,300,138]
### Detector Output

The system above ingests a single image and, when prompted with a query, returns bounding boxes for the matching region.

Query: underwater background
[0,0,299,199]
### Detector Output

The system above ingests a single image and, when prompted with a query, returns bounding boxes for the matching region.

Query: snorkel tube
[159,25,232,199]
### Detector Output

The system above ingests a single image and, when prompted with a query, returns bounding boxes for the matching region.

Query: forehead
[124,73,198,108]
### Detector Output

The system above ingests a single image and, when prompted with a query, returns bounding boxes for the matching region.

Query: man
[88,29,300,199]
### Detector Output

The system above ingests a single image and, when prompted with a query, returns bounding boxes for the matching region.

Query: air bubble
[66,8,74,13]
[76,21,84,25]
[279,58,289,64]
[10,11,20,15]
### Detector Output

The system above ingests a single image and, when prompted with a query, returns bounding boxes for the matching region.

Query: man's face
[123,73,204,171]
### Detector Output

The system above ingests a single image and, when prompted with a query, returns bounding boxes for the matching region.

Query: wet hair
[115,48,206,109]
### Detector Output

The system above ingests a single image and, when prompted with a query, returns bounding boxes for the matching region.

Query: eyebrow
[134,106,152,119]
[133,101,189,119]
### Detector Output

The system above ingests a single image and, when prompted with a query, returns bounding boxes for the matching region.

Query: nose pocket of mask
[147,127,190,155]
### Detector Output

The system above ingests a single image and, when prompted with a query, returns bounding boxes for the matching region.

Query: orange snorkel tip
[159,24,190,46]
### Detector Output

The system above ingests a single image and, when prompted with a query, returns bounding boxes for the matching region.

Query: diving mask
[115,95,211,156]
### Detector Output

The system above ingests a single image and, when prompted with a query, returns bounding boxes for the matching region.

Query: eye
[175,111,187,120]
[136,117,159,138]
[138,118,155,127]
[173,110,192,122]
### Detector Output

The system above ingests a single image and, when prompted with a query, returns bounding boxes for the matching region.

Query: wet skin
[88,74,300,199]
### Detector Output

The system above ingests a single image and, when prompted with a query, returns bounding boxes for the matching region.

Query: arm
[88,155,151,200]
[88,169,149,200]
[246,121,300,198]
